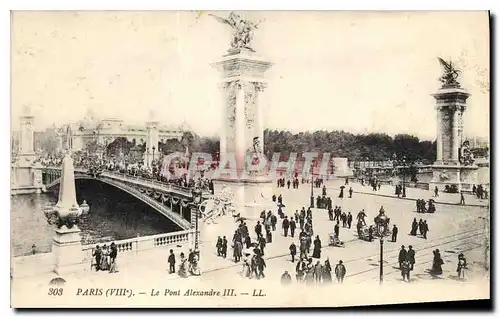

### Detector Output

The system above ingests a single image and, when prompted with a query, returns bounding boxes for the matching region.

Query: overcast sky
[11,11,489,140]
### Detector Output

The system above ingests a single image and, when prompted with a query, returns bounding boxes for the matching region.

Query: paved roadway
[11,179,490,291]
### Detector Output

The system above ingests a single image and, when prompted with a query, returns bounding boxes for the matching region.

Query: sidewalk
[325,180,489,208]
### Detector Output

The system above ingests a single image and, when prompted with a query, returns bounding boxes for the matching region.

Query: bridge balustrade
[81,229,194,264]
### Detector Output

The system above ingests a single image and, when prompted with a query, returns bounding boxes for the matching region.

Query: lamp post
[310,159,315,208]
[401,155,407,198]
[375,213,389,284]
[191,187,203,257]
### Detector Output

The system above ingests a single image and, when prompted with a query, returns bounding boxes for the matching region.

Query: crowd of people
[91,243,119,274]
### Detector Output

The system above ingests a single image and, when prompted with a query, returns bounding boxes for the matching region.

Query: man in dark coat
[216,236,222,256]
[255,221,262,237]
[289,218,297,237]
[398,245,407,269]
[168,249,176,274]
[422,220,429,239]
[349,187,353,198]
[391,225,398,242]
[407,245,416,270]
[335,260,346,283]
[347,212,353,229]
[92,245,102,272]
[289,242,297,263]
[282,217,290,237]
[271,214,277,231]
[334,222,340,238]
[221,236,228,258]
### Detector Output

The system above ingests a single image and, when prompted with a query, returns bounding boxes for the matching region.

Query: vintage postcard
[10,11,490,308]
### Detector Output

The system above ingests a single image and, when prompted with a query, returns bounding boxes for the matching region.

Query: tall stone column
[254,82,267,153]
[435,107,443,163]
[218,84,227,161]
[451,107,460,163]
[235,82,246,176]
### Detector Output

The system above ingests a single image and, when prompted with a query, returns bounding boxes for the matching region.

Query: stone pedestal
[52,225,84,275]
[429,164,479,194]
[212,177,275,221]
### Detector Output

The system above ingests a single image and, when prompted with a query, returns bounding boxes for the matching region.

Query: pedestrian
[323,259,333,283]
[287,180,291,189]
[434,186,439,197]
[391,225,398,242]
[335,260,346,283]
[216,236,222,256]
[398,245,407,269]
[290,218,296,237]
[347,212,353,229]
[109,242,118,273]
[271,213,277,231]
[422,220,429,239]
[334,222,340,239]
[312,235,322,259]
[258,235,266,256]
[257,255,266,279]
[401,259,411,282]
[221,236,228,258]
[314,261,323,283]
[457,253,467,280]
[281,270,292,285]
[460,192,466,205]
[92,245,102,272]
[31,244,36,255]
[322,185,327,196]
[407,245,415,270]
[349,187,353,198]
[282,216,290,237]
[368,226,373,242]
[431,249,444,276]
[410,218,418,236]
[341,212,347,228]
[255,221,262,237]
[266,227,272,243]
[289,242,297,263]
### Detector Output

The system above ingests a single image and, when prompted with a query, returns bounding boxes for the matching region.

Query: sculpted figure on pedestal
[210,12,263,52]
[438,57,461,88]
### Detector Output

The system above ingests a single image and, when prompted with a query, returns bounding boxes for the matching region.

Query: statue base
[212,176,275,221]
[52,225,85,275]
[429,163,479,194]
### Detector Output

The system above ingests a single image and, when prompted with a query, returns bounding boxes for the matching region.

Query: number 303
[48,288,63,296]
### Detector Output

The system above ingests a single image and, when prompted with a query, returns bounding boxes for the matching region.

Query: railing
[96,177,192,230]
[81,229,194,264]
[42,167,211,197]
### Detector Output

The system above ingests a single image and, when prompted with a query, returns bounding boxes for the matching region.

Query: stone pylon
[54,153,80,217]
[52,153,84,275]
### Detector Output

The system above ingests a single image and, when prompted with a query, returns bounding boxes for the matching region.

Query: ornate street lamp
[310,159,316,208]
[374,212,389,284]
[401,155,407,198]
[191,187,203,257]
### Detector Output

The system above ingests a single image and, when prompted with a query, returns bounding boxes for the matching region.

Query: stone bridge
[41,167,210,231]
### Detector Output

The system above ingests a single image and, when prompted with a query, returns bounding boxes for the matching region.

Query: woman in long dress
[431,249,444,276]
[100,245,109,271]
[178,252,188,278]
[410,218,418,236]
[312,235,322,259]
[322,259,332,283]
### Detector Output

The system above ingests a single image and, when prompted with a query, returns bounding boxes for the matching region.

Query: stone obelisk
[52,153,84,275]
[429,58,478,193]
[210,12,275,220]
